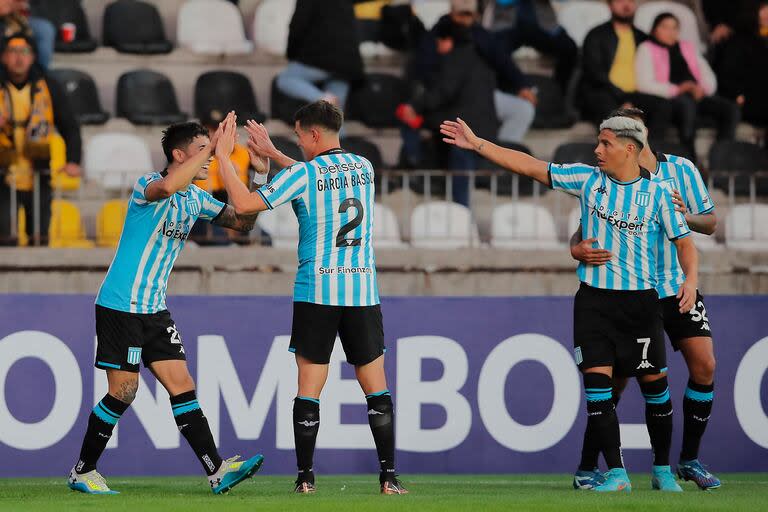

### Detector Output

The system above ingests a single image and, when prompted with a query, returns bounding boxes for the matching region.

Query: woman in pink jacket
[635,12,740,158]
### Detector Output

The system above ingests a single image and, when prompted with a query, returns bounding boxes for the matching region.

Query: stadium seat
[346,73,407,128]
[194,71,266,125]
[341,136,384,171]
[49,200,94,248]
[252,0,295,55]
[490,203,562,249]
[410,201,480,249]
[529,75,576,129]
[31,0,98,53]
[84,133,154,191]
[103,0,173,54]
[256,203,300,249]
[49,133,81,191]
[708,140,768,196]
[691,230,721,251]
[116,69,187,125]
[649,139,696,164]
[270,76,307,125]
[552,142,598,167]
[270,136,304,163]
[177,0,253,55]
[96,199,128,247]
[47,68,109,125]
[412,0,450,30]
[636,1,703,52]
[725,204,768,251]
[556,1,611,47]
[374,203,406,248]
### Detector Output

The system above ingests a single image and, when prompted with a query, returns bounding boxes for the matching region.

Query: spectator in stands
[636,12,740,157]
[275,0,364,112]
[710,1,768,136]
[578,0,675,137]
[407,16,499,206]
[480,0,578,92]
[702,0,760,45]
[0,0,54,69]
[418,0,534,146]
[0,34,81,246]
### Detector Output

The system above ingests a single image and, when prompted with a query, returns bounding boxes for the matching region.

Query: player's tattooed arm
[212,205,258,233]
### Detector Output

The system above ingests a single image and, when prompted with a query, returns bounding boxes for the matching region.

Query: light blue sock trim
[297,396,320,405]
[643,387,671,404]
[93,403,119,425]
[171,399,198,409]
[684,387,714,402]
[172,401,201,417]
[96,361,121,370]
[585,391,613,402]
[366,390,390,399]
[97,402,121,419]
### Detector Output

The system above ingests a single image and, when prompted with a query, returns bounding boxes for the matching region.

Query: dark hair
[608,107,646,123]
[161,122,209,163]
[651,12,679,34]
[293,100,343,133]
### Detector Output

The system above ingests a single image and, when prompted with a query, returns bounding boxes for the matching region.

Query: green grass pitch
[1,474,766,512]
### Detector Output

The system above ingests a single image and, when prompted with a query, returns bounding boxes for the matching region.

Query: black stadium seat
[341,136,384,170]
[116,70,187,125]
[267,136,303,180]
[48,68,109,125]
[649,139,696,164]
[31,0,97,53]
[528,74,576,129]
[270,76,307,125]
[552,142,598,167]
[346,73,406,128]
[195,71,266,126]
[103,0,172,55]
[709,140,768,196]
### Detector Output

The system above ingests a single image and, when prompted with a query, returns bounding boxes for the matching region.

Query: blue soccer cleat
[573,469,606,490]
[652,465,683,492]
[67,467,119,495]
[209,454,264,494]
[677,459,721,490]
[592,468,631,493]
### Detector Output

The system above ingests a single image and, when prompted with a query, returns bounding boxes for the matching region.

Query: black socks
[366,391,395,481]
[171,390,222,476]
[75,394,129,474]
[293,396,320,480]
[680,380,714,462]
[640,377,674,467]
[582,373,623,470]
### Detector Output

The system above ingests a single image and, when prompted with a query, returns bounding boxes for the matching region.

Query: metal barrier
[2,169,767,248]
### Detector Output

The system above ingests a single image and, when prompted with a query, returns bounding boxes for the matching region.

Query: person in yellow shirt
[577,0,676,148]
[0,33,81,246]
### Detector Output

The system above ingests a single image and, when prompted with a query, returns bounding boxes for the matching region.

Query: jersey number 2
[336,198,364,247]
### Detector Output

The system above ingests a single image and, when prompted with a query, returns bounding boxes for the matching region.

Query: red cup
[60,22,76,43]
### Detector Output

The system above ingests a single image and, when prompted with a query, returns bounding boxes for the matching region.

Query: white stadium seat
[256,203,300,249]
[84,133,153,192]
[691,230,721,251]
[410,201,480,249]
[635,1,703,52]
[725,205,768,251]
[374,203,406,249]
[177,0,253,55]
[491,203,563,249]
[556,1,611,47]
[253,0,296,55]
[412,0,451,30]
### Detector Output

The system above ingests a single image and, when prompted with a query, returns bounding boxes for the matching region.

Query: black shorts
[661,291,713,350]
[289,302,385,366]
[95,304,186,372]
[573,283,667,377]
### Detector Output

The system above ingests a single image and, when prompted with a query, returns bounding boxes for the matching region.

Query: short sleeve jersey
[549,162,691,291]
[96,172,225,313]
[256,149,379,306]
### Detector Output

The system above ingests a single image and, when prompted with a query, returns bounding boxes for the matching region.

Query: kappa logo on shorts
[127,346,142,365]
[636,360,655,370]
[574,346,583,365]
[634,191,651,208]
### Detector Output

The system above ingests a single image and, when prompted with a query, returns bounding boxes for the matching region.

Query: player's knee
[691,356,716,384]
[111,377,139,404]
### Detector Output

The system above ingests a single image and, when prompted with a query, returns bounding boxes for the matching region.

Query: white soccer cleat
[67,467,119,494]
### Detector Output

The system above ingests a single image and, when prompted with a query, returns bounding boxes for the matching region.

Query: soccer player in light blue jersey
[68,114,264,495]
[216,101,407,495]
[441,115,699,493]
[571,108,720,490]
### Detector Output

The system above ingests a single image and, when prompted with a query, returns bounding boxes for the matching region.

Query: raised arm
[440,118,550,185]
[246,120,298,170]
[216,116,269,216]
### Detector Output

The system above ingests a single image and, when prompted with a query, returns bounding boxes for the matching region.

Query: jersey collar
[607,166,651,185]
[316,148,344,157]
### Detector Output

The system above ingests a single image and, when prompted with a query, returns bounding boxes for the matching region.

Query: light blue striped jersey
[96,171,225,314]
[652,153,714,298]
[257,148,379,306]
[549,163,691,291]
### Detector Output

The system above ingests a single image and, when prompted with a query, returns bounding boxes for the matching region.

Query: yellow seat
[96,199,127,247]
[49,133,81,191]
[49,199,94,248]
[17,206,27,247]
